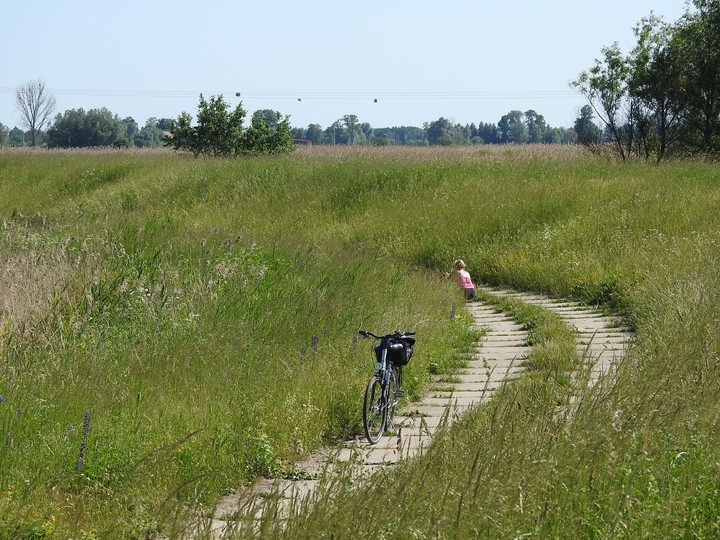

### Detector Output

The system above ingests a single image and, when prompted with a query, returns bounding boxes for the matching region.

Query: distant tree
[9,127,26,146]
[156,118,175,132]
[0,122,8,146]
[15,79,56,147]
[252,109,280,130]
[360,122,373,144]
[498,110,529,143]
[305,124,323,145]
[47,109,85,147]
[573,105,602,147]
[47,107,125,148]
[476,122,499,144]
[426,117,452,145]
[342,114,360,144]
[134,118,165,147]
[242,110,294,155]
[122,117,139,146]
[323,120,348,145]
[403,126,428,145]
[165,94,245,157]
[524,109,547,143]
[165,95,294,157]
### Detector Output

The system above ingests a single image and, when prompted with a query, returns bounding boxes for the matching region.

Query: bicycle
[359,330,416,444]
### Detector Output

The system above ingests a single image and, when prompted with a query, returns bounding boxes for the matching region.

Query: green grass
[1,146,719,537]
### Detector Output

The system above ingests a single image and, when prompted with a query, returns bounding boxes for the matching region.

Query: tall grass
[0,146,719,537]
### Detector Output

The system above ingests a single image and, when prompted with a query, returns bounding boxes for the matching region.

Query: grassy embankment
[1,146,719,538]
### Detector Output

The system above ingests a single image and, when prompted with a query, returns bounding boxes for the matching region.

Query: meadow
[0,145,718,538]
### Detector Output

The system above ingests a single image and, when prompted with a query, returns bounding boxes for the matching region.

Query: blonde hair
[454,259,465,271]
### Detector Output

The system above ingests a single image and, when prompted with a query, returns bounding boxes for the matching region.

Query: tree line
[0,101,576,150]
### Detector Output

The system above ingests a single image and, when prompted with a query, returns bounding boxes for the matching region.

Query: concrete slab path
[201,287,633,537]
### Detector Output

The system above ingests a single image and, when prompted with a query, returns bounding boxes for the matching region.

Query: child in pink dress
[453,259,476,300]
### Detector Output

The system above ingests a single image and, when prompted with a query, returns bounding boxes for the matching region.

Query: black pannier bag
[375,337,414,366]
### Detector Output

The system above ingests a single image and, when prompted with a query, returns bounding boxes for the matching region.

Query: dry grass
[294,143,589,162]
[0,222,98,336]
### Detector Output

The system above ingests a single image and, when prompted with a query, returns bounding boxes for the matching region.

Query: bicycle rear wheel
[363,375,386,444]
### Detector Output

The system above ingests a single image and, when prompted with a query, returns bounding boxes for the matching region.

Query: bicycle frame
[360,330,414,444]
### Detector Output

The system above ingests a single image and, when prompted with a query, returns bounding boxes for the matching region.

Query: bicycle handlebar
[359,329,415,340]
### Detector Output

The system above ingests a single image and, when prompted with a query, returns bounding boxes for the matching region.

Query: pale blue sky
[1,0,689,131]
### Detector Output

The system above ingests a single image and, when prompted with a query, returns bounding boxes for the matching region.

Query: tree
[0,122,8,146]
[571,43,632,159]
[498,111,528,143]
[134,118,166,148]
[305,124,323,145]
[573,105,602,148]
[426,117,452,145]
[628,15,686,160]
[164,94,294,157]
[122,117,139,147]
[673,0,720,152]
[165,94,245,157]
[9,127,25,146]
[241,110,294,155]
[47,107,125,148]
[524,110,547,143]
[323,120,348,145]
[342,114,360,144]
[15,79,56,147]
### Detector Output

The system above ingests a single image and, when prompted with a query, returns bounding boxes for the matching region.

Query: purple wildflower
[311,335,319,353]
[77,409,91,470]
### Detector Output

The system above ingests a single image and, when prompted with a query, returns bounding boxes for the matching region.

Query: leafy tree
[242,110,294,156]
[165,94,245,157]
[426,117,452,145]
[9,127,25,146]
[134,118,166,148]
[305,124,323,145]
[673,0,720,152]
[122,117,139,147]
[628,15,686,160]
[47,107,125,148]
[524,109,547,143]
[476,122,499,144]
[342,114,360,144]
[15,79,56,147]
[572,43,633,159]
[252,109,279,128]
[360,122,373,144]
[573,105,602,148]
[498,111,529,143]
[156,118,175,132]
[323,120,348,145]
[0,122,8,146]
[165,95,294,157]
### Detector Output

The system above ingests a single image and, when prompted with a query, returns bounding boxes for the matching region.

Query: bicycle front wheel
[363,375,386,444]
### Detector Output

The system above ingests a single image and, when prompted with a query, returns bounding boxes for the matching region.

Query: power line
[0,87,579,100]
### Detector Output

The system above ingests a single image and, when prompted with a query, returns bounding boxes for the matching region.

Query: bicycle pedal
[396,390,405,398]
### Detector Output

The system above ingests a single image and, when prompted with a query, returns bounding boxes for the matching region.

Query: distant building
[293,139,312,146]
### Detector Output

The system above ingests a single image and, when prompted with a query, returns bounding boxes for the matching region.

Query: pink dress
[456,270,476,300]
[457,270,474,289]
